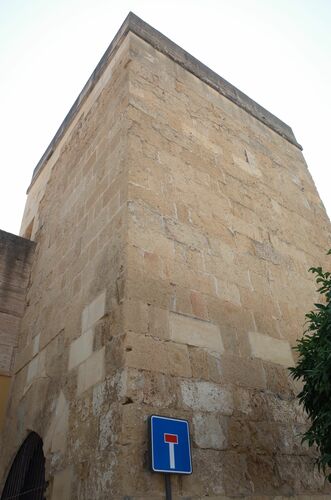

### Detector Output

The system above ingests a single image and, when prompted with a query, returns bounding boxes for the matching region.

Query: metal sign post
[149,415,192,499]
[165,474,172,500]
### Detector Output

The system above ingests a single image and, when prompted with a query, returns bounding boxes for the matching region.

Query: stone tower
[1,13,330,499]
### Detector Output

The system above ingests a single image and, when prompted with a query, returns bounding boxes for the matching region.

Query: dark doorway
[1,432,46,500]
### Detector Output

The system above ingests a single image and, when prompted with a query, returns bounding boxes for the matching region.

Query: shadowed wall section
[0,231,35,431]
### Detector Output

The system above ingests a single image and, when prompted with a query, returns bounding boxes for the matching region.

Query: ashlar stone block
[125,332,192,377]
[248,331,294,367]
[218,354,266,389]
[68,328,94,371]
[81,290,106,332]
[193,413,227,449]
[169,312,224,353]
[181,379,233,414]
[77,347,105,395]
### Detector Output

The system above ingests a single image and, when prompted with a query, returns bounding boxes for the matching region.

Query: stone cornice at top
[28,12,302,191]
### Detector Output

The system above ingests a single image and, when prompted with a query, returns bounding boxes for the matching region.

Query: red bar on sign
[164,433,178,444]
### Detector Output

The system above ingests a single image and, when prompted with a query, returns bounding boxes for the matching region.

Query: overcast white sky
[0,0,330,235]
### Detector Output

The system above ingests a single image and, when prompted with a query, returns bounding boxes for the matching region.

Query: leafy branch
[289,249,331,481]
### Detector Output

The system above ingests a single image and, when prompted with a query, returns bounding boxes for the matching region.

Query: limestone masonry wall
[1,17,331,500]
[1,36,131,499]
[120,33,331,497]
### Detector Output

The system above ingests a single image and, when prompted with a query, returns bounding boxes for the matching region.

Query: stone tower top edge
[28,11,302,192]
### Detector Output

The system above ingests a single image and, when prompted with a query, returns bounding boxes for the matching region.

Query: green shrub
[289,250,331,481]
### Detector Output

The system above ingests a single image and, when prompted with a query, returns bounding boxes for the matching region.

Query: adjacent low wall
[0,230,35,430]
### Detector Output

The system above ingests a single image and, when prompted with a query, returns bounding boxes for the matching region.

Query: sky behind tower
[0,0,330,234]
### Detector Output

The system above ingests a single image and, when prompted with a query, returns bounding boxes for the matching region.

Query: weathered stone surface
[169,312,224,352]
[24,349,46,393]
[125,332,192,378]
[51,467,72,500]
[44,391,69,455]
[276,455,326,494]
[193,412,227,449]
[181,380,233,414]
[26,355,38,384]
[263,361,295,397]
[248,331,294,366]
[123,368,179,408]
[218,354,267,389]
[68,328,94,370]
[246,452,282,494]
[81,290,107,332]
[77,347,105,395]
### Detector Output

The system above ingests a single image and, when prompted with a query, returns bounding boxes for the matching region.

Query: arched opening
[1,432,46,500]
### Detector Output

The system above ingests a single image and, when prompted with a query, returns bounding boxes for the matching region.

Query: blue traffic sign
[149,415,192,474]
